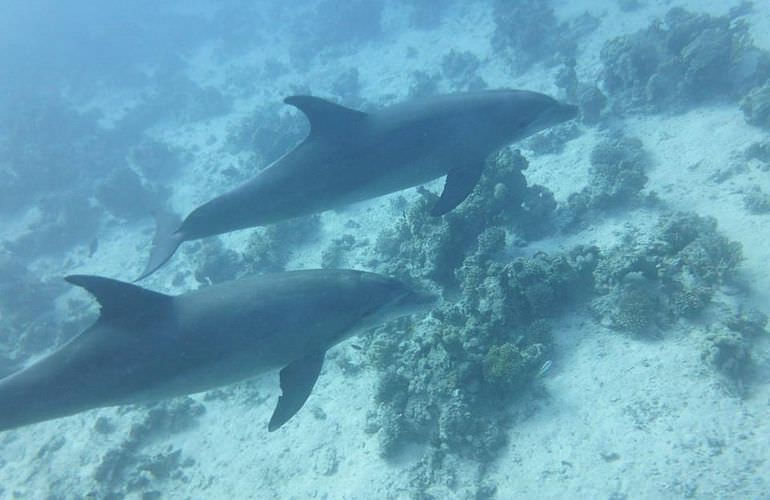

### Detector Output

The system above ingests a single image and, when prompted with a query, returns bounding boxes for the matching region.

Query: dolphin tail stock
[135,206,185,282]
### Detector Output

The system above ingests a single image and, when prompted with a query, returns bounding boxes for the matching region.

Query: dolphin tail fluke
[135,208,185,282]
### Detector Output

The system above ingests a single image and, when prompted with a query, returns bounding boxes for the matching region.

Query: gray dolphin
[0,269,435,432]
[138,89,578,279]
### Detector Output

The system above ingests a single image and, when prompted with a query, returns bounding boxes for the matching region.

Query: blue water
[1,1,769,498]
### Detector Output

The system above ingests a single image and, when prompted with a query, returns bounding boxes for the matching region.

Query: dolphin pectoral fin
[268,350,325,432]
[430,162,485,216]
[135,209,185,282]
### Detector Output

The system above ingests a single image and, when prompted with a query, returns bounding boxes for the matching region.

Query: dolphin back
[0,276,175,431]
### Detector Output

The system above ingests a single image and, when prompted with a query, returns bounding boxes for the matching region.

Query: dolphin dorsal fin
[65,275,172,323]
[284,95,367,138]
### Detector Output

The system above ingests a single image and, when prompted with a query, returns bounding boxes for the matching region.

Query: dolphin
[138,90,578,279]
[0,269,435,432]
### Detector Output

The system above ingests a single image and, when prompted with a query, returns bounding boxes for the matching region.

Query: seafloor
[1,1,769,499]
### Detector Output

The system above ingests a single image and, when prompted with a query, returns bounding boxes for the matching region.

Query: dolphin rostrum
[0,269,435,432]
[138,89,578,279]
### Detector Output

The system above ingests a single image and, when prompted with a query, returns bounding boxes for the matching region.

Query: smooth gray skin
[0,269,435,432]
[138,89,578,279]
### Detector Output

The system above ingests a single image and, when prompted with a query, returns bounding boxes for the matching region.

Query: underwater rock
[740,83,770,129]
[600,7,770,113]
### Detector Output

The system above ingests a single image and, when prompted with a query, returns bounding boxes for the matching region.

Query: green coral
[482,339,547,391]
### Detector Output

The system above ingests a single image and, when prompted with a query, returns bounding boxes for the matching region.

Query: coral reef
[369,216,598,460]
[0,96,119,213]
[586,136,649,208]
[129,138,185,183]
[288,0,385,69]
[241,215,321,274]
[321,234,362,269]
[375,149,560,286]
[409,70,440,98]
[0,252,68,362]
[745,140,770,165]
[95,167,158,221]
[600,7,770,113]
[331,68,362,100]
[564,135,650,228]
[593,212,743,335]
[492,0,597,73]
[194,239,242,285]
[225,104,307,165]
[742,186,770,214]
[740,82,770,129]
[92,398,204,498]
[4,193,103,259]
[441,50,486,91]
[700,306,768,394]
